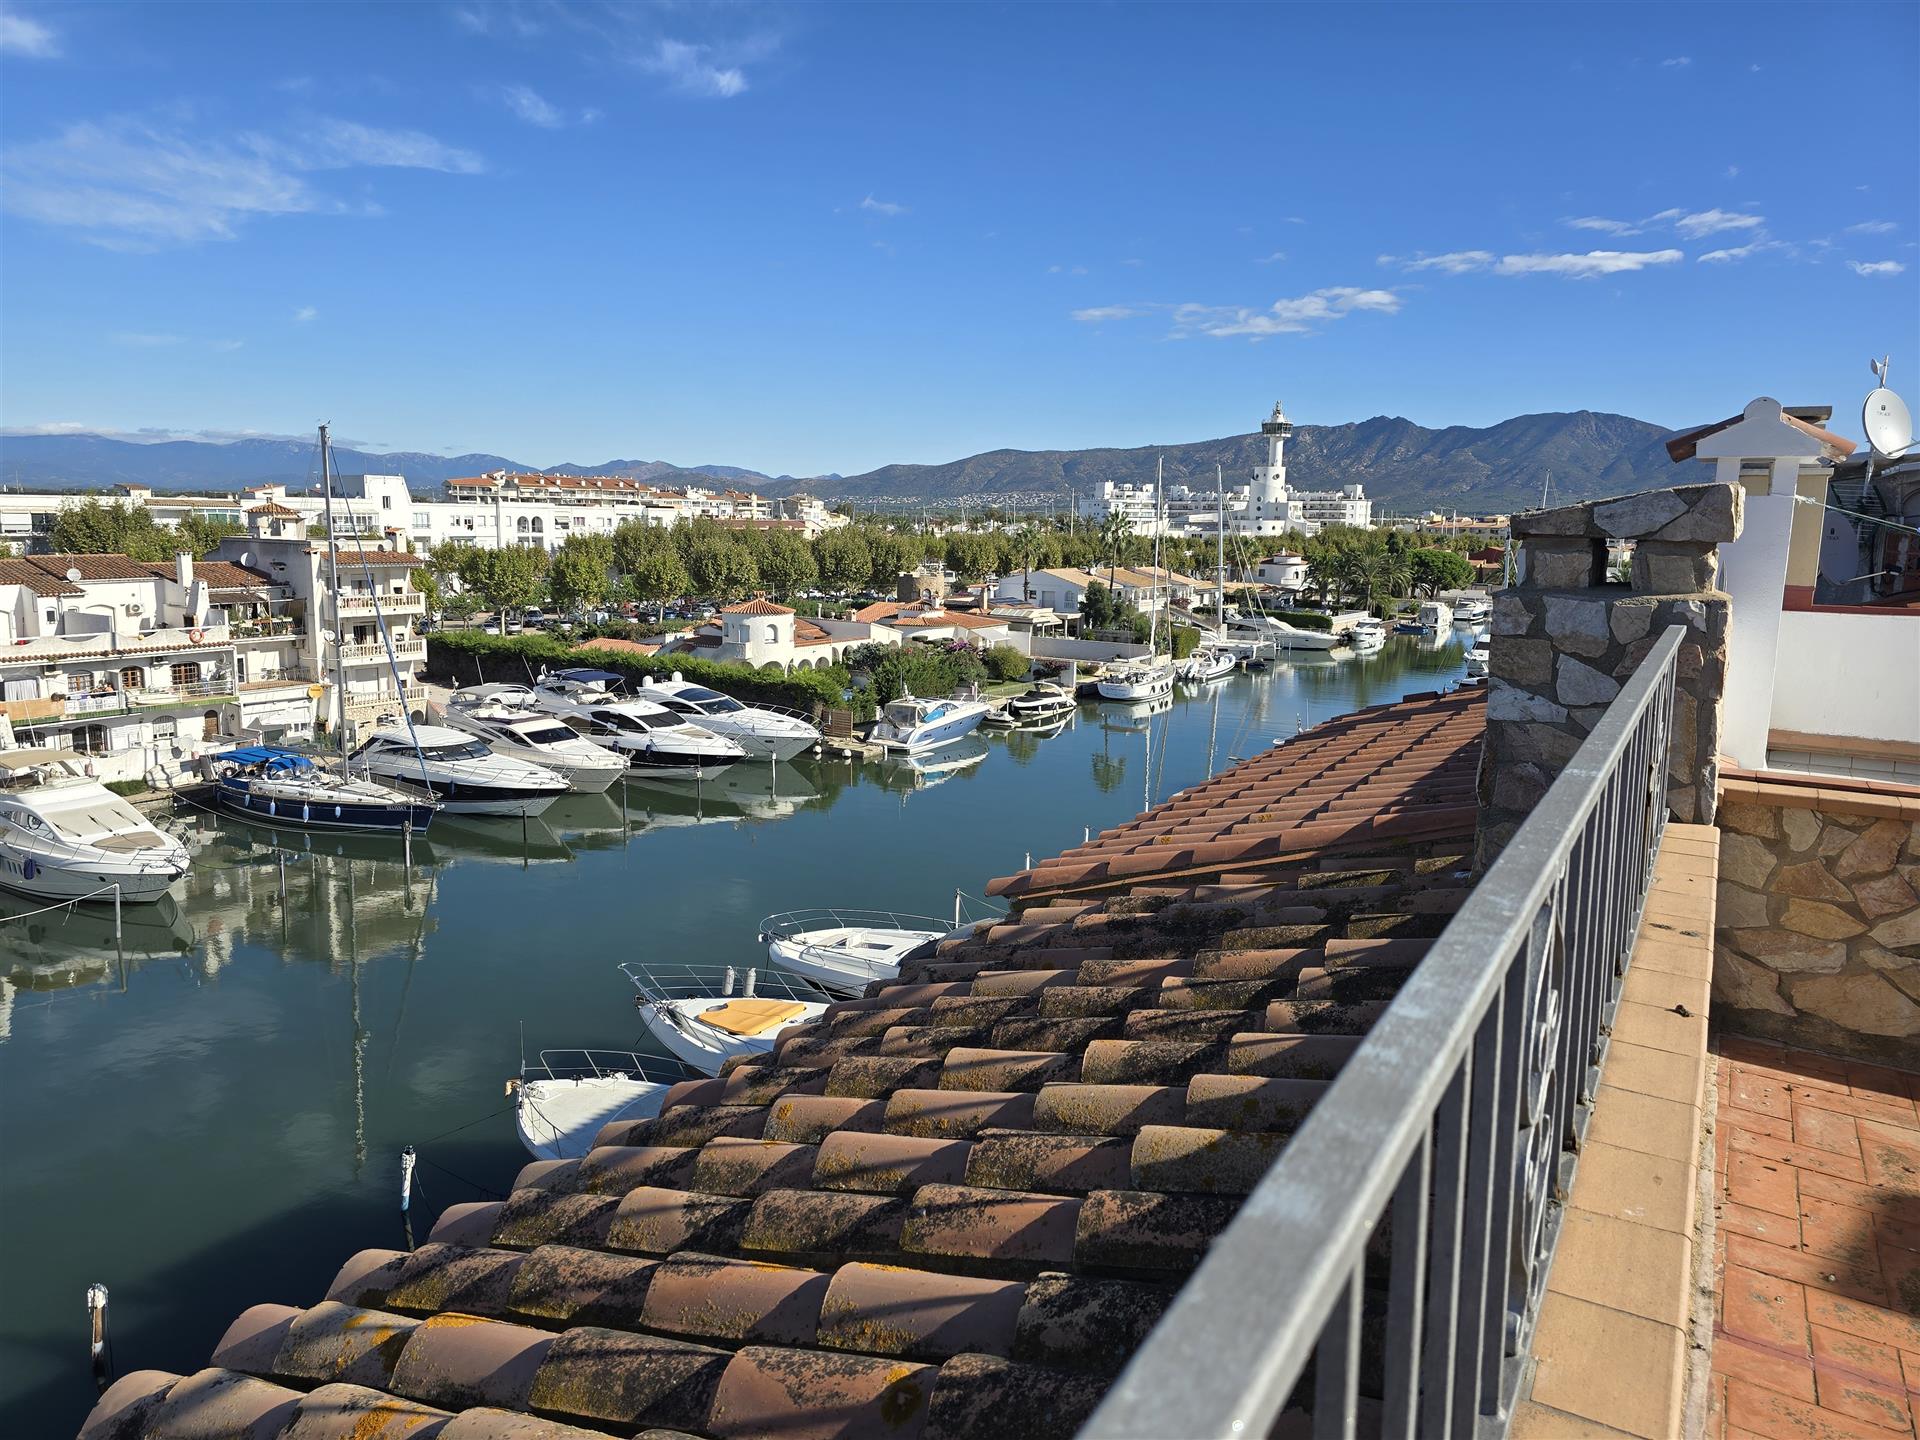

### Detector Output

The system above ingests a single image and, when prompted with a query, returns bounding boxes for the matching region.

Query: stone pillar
[1476,481,1742,869]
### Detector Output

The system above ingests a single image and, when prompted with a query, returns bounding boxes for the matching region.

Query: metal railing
[1083,624,1683,1440]
[335,593,425,618]
[338,638,427,663]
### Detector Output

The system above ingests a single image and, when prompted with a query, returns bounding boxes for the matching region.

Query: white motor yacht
[1453,598,1492,625]
[870,692,991,753]
[1465,642,1490,678]
[1179,646,1237,682]
[0,749,189,902]
[531,676,746,780]
[437,686,626,793]
[1227,614,1341,652]
[1348,619,1388,654]
[510,1049,686,1161]
[351,724,569,817]
[1097,658,1176,702]
[999,681,1077,725]
[634,674,823,762]
[760,903,987,995]
[623,963,830,1075]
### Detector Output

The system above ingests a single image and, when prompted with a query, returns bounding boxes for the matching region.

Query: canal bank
[0,634,1471,1434]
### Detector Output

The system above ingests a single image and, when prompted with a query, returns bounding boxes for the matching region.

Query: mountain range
[0,409,1693,515]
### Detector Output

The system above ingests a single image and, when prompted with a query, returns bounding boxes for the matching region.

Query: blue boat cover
[216,746,316,773]
[554,668,625,683]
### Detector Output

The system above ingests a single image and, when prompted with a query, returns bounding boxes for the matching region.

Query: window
[119,666,143,693]
[67,673,91,695]
[170,662,201,688]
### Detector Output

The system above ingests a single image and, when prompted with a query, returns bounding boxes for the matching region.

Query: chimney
[176,552,194,591]
[1476,481,1743,869]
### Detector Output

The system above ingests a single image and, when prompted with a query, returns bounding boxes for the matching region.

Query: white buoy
[399,1146,416,1212]
[87,1283,110,1393]
[723,966,737,995]
[744,968,758,997]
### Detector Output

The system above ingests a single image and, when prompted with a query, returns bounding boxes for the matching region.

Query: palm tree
[1011,521,1045,602]
[1098,512,1134,598]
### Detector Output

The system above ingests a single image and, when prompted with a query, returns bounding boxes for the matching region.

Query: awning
[0,748,85,769]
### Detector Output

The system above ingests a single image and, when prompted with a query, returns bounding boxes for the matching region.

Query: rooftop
[721,598,795,617]
[82,685,1489,1440]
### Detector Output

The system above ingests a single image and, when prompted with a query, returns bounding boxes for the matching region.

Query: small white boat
[0,749,189,903]
[351,725,570,817]
[510,1049,687,1161]
[623,963,830,1075]
[1465,642,1490,678]
[1453,599,1492,625]
[994,682,1076,726]
[437,685,627,793]
[761,903,985,995]
[1348,619,1387,655]
[870,692,991,753]
[1179,647,1236,683]
[1096,659,1176,703]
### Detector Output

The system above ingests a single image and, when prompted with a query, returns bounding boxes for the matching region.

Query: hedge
[426,631,851,716]
[1274,609,1334,632]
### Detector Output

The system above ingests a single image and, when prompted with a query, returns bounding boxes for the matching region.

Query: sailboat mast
[1149,456,1163,654]
[1215,462,1225,633]
[319,423,351,758]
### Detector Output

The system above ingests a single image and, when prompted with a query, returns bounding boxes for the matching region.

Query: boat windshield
[592,709,657,733]
[421,740,492,762]
[679,687,743,714]
[512,723,580,747]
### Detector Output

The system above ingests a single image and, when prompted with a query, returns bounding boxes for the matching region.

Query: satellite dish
[1864,387,1913,460]
[238,550,253,567]
[319,629,337,645]
[65,567,81,583]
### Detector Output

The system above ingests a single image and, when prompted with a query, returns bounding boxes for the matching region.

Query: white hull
[871,700,991,753]
[0,840,183,902]
[769,925,946,995]
[640,996,830,1075]
[1179,650,1236,683]
[698,723,817,763]
[515,1075,672,1161]
[1097,668,1175,703]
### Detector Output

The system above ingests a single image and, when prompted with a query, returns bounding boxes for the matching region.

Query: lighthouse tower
[1247,400,1295,534]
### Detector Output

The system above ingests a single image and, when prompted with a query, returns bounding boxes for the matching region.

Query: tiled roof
[248,502,299,517]
[576,637,663,657]
[90,687,1487,1440]
[794,617,835,646]
[722,598,795,617]
[1664,406,1858,462]
[33,552,159,582]
[147,560,277,593]
[0,558,82,596]
[856,602,1007,632]
[324,551,424,568]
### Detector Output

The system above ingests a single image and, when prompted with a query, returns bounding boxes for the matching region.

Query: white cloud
[1121,257,1144,267]
[110,332,184,347]
[1725,165,1740,179]
[1661,56,1692,67]
[1494,249,1683,278]
[499,83,564,129]
[1254,251,1287,264]
[1849,260,1907,277]
[1401,250,1494,274]
[0,112,486,248]
[1672,207,1763,239]
[635,38,745,98]
[1566,216,1643,236]
[1697,240,1785,263]
[209,338,244,352]
[1071,306,1141,323]
[293,305,317,323]
[1171,286,1401,340]
[859,194,905,217]
[0,8,58,56]
[1846,220,1898,235]
[1047,264,1088,276]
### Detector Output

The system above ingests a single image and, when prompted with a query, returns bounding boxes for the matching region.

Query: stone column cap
[1510,482,1742,544]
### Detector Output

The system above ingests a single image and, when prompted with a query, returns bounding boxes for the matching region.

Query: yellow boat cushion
[701,998,808,1036]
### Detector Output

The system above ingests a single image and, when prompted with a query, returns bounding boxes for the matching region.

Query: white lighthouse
[1246,400,1295,534]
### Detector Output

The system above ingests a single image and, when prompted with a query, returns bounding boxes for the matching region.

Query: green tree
[631,546,691,623]
[612,519,671,577]
[467,545,548,618]
[175,513,244,557]
[756,530,819,599]
[547,533,614,613]
[863,531,918,594]
[943,532,997,584]
[1409,547,1473,598]
[49,499,171,559]
[1097,513,1134,585]
[813,527,873,596]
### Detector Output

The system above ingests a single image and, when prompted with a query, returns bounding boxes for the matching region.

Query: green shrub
[425,631,847,715]
[983,643,1030,682]
[1274,609,1333,632]
[106,779,148,798]
[1170,626,1200,661]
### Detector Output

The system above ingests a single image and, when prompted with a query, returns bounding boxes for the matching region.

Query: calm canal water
[1,632,1472,1433]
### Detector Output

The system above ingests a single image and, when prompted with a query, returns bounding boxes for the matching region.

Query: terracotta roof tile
[111,684,1491,1440]
[721,597,795,616]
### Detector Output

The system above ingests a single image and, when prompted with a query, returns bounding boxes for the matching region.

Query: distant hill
[794,410,1682,514]
[0,410,1685,514]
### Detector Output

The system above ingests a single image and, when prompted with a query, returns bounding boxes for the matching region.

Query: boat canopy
[0,748,87,769]
[216,746,317,774]
[553,668,624,685]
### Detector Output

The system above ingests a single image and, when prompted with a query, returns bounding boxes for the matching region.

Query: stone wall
[1714,778,1920,1066]
[1477,482,1742,868]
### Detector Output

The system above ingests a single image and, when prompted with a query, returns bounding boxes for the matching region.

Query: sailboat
[1098,457,1177,703]
[1181,464,1241,682]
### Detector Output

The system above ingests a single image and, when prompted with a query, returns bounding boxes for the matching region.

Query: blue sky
[1,1,1915,476]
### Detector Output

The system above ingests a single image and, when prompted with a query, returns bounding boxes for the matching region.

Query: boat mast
[1216,462,1226,638]
[319,424,352,759]
[1149,456,1164,659]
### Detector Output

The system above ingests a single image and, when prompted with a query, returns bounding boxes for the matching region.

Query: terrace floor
[1708,1034,1920,1439]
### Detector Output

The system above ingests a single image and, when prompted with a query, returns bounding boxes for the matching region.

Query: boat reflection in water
[883,734,989,793]
[0,886,196,984]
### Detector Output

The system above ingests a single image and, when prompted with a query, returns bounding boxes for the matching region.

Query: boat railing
[1081,626,1684,1440]
[758,906,955,947]
[620,960,830,1008]
[523,1048,689,1086]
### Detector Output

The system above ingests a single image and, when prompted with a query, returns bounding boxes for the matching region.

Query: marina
[0,632,1473,1432]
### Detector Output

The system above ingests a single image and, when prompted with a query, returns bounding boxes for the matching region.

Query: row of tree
[47,499,243,561]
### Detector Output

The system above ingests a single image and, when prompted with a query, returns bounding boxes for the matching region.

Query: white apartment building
[1076,402,1374,540]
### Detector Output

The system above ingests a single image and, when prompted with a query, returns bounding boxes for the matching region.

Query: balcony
[338,638,426,664]
[334,592,425,619]
[342,685,427,721]
[230,617,300,639]
[0,624,234,667]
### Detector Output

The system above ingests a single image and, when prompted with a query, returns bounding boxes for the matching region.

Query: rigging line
[418,1102,515,1147]
[415,1155,504,1201]
[329,468,431,774]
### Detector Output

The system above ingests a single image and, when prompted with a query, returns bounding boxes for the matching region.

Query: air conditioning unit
[124,601,145,616]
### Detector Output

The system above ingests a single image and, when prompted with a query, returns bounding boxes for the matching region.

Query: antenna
[1863,366,1913,461]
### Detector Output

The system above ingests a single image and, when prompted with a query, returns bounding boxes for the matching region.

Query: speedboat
[1348,619,1387,654]
[760,903,991,995]
[870,692,990,753]
[206,746,435,834]
[510,1049,687,1161]
[1227,615,1340,652]
[437,686,627,793]
[1454,599,1491,625]
[1000,682,1076,725]
[623,963,830,1075]
[1418,600,1454,632]
[1465,642,1490,678]
[350,724,569,817]
[531,677,746,780]
[633,674,823,762]
[1096,659,1176,703]
[1179,647,1237,683]
[0,749,189,902]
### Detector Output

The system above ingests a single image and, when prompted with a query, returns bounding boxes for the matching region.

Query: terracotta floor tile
[1723,1200,1802,1249]
[1801,1196,1887,1270]
[1807,1291,1920,1354]
[1851,1065,1917,1104]
[1801,1171,1920,1228]
[1881,1244,1920,1320]
[1881,1214,1920,1257]
[1796,1088,1920,1130]
[1734,1112,1800,1144]
[1859,1122,1920,1196]
[1797,1106,1868,1159]
[1813,1323,1908,1390]
[1731,1152,1804,1220]
[1709,1374,1729,1440]
[1733,1066,1798,1121]
[1727,1231,1890,1307]
[1713,1331,1816,1401]
[1731,1128,1871,1183]
[1722,1036,1793,1069]
[1785,1051,1856,1092]
[1725,1376,1903,1440]
[1724,1264,1813,1354]
[1812,1370,1912,1432]
[1901,1350,1920,1395]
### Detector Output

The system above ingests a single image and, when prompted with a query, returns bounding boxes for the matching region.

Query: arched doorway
[202,710,220,740]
